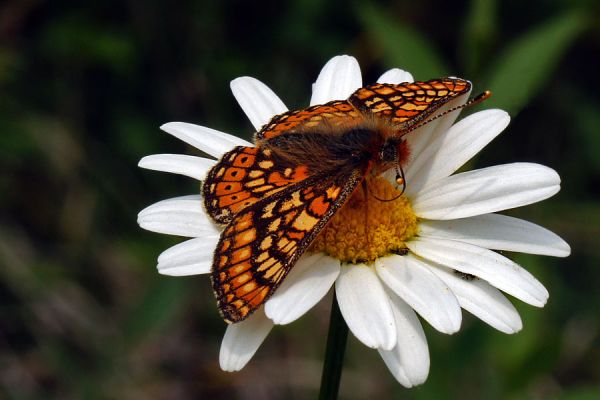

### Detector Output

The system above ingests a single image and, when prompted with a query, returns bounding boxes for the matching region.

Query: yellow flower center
[309,176,418,263]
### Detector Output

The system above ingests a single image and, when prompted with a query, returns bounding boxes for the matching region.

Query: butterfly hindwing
[203,146,312,224]
[256,101,364,140]
[211,168,364,323]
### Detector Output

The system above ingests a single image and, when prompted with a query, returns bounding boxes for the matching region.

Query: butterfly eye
[380,142,397,163]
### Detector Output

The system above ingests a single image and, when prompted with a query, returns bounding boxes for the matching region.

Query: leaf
[357,3,449,79]
[460,0,498,76]
[482,11,586,116]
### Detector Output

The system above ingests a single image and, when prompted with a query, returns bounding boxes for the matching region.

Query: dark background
[1,0,598,398]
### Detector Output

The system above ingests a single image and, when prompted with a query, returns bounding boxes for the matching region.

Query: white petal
[404,89,471,165]
[427,263,522,334]
[160,122,252,158]
[378,292,429,388]
[138,154,216,181]
[157,237,218,276]
[377,68,414,84]
[219,309,273,372]
[419,213,571,257]
[376,255,461,334]
[406,110,510,196]
[265,254,340,325]
[412,163,561,220]
[407,237,549,307]
[335,264,396,350]
[230,77,288,131]
[137,195,220,238]
[310,55,362,105]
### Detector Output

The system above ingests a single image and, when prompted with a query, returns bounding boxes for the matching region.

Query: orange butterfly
[202,78,490,323]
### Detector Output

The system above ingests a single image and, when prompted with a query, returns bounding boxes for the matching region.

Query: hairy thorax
[256,123,410,176]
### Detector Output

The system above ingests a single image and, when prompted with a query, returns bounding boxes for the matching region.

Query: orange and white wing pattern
[203,146,312,224]
[211,168,364,323]
[256,101,364,140]
[349,78,471,127]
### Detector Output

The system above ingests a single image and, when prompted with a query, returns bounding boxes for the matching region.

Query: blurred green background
[1,0,598,398]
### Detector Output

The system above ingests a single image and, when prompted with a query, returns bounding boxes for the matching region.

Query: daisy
[138,55,570,387]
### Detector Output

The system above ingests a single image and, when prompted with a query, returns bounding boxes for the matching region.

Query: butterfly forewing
[349,79,471,127]
[211,169,364,323]
[256,78,471,143]
[203,146,312,224]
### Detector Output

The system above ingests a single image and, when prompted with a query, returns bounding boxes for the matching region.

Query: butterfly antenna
[403,90,492,136]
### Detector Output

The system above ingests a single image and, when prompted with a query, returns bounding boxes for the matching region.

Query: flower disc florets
[310,176,418,263]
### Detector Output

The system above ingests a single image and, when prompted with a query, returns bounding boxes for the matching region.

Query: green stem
[318,292,349,400]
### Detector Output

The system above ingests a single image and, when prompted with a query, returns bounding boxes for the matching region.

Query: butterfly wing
[256,78,471,142]
[256,100,364,140]
[203,146,312,224]
[211,167,364,323]
[349,78,471,127]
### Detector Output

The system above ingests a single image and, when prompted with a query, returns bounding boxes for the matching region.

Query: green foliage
[460,0,498,76]
[482,10,587,115]
[122,278,192,347]
[0,0,597,399]
[41,14,136,73]
[357,2,449,79]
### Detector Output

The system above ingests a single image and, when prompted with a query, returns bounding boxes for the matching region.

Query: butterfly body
[257,123,408,179]
[203,78,474,323]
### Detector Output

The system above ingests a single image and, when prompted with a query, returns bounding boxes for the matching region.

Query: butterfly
[202,78,490,323]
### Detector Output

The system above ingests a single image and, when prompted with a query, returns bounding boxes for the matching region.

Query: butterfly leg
[361,179,371,249]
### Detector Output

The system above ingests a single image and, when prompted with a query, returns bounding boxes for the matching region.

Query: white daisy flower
[138,55,570,388]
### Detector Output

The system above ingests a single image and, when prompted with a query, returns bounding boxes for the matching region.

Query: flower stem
[318,292,348,400]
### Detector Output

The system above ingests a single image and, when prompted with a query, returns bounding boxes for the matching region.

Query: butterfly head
[368,137,410,200]
[378,137,410,171]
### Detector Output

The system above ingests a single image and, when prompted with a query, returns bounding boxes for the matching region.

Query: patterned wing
[211,168,364,323]
[349,78,471,127]
[203,146,311,224]
[256,101,363,140]
[256,78,471,141]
